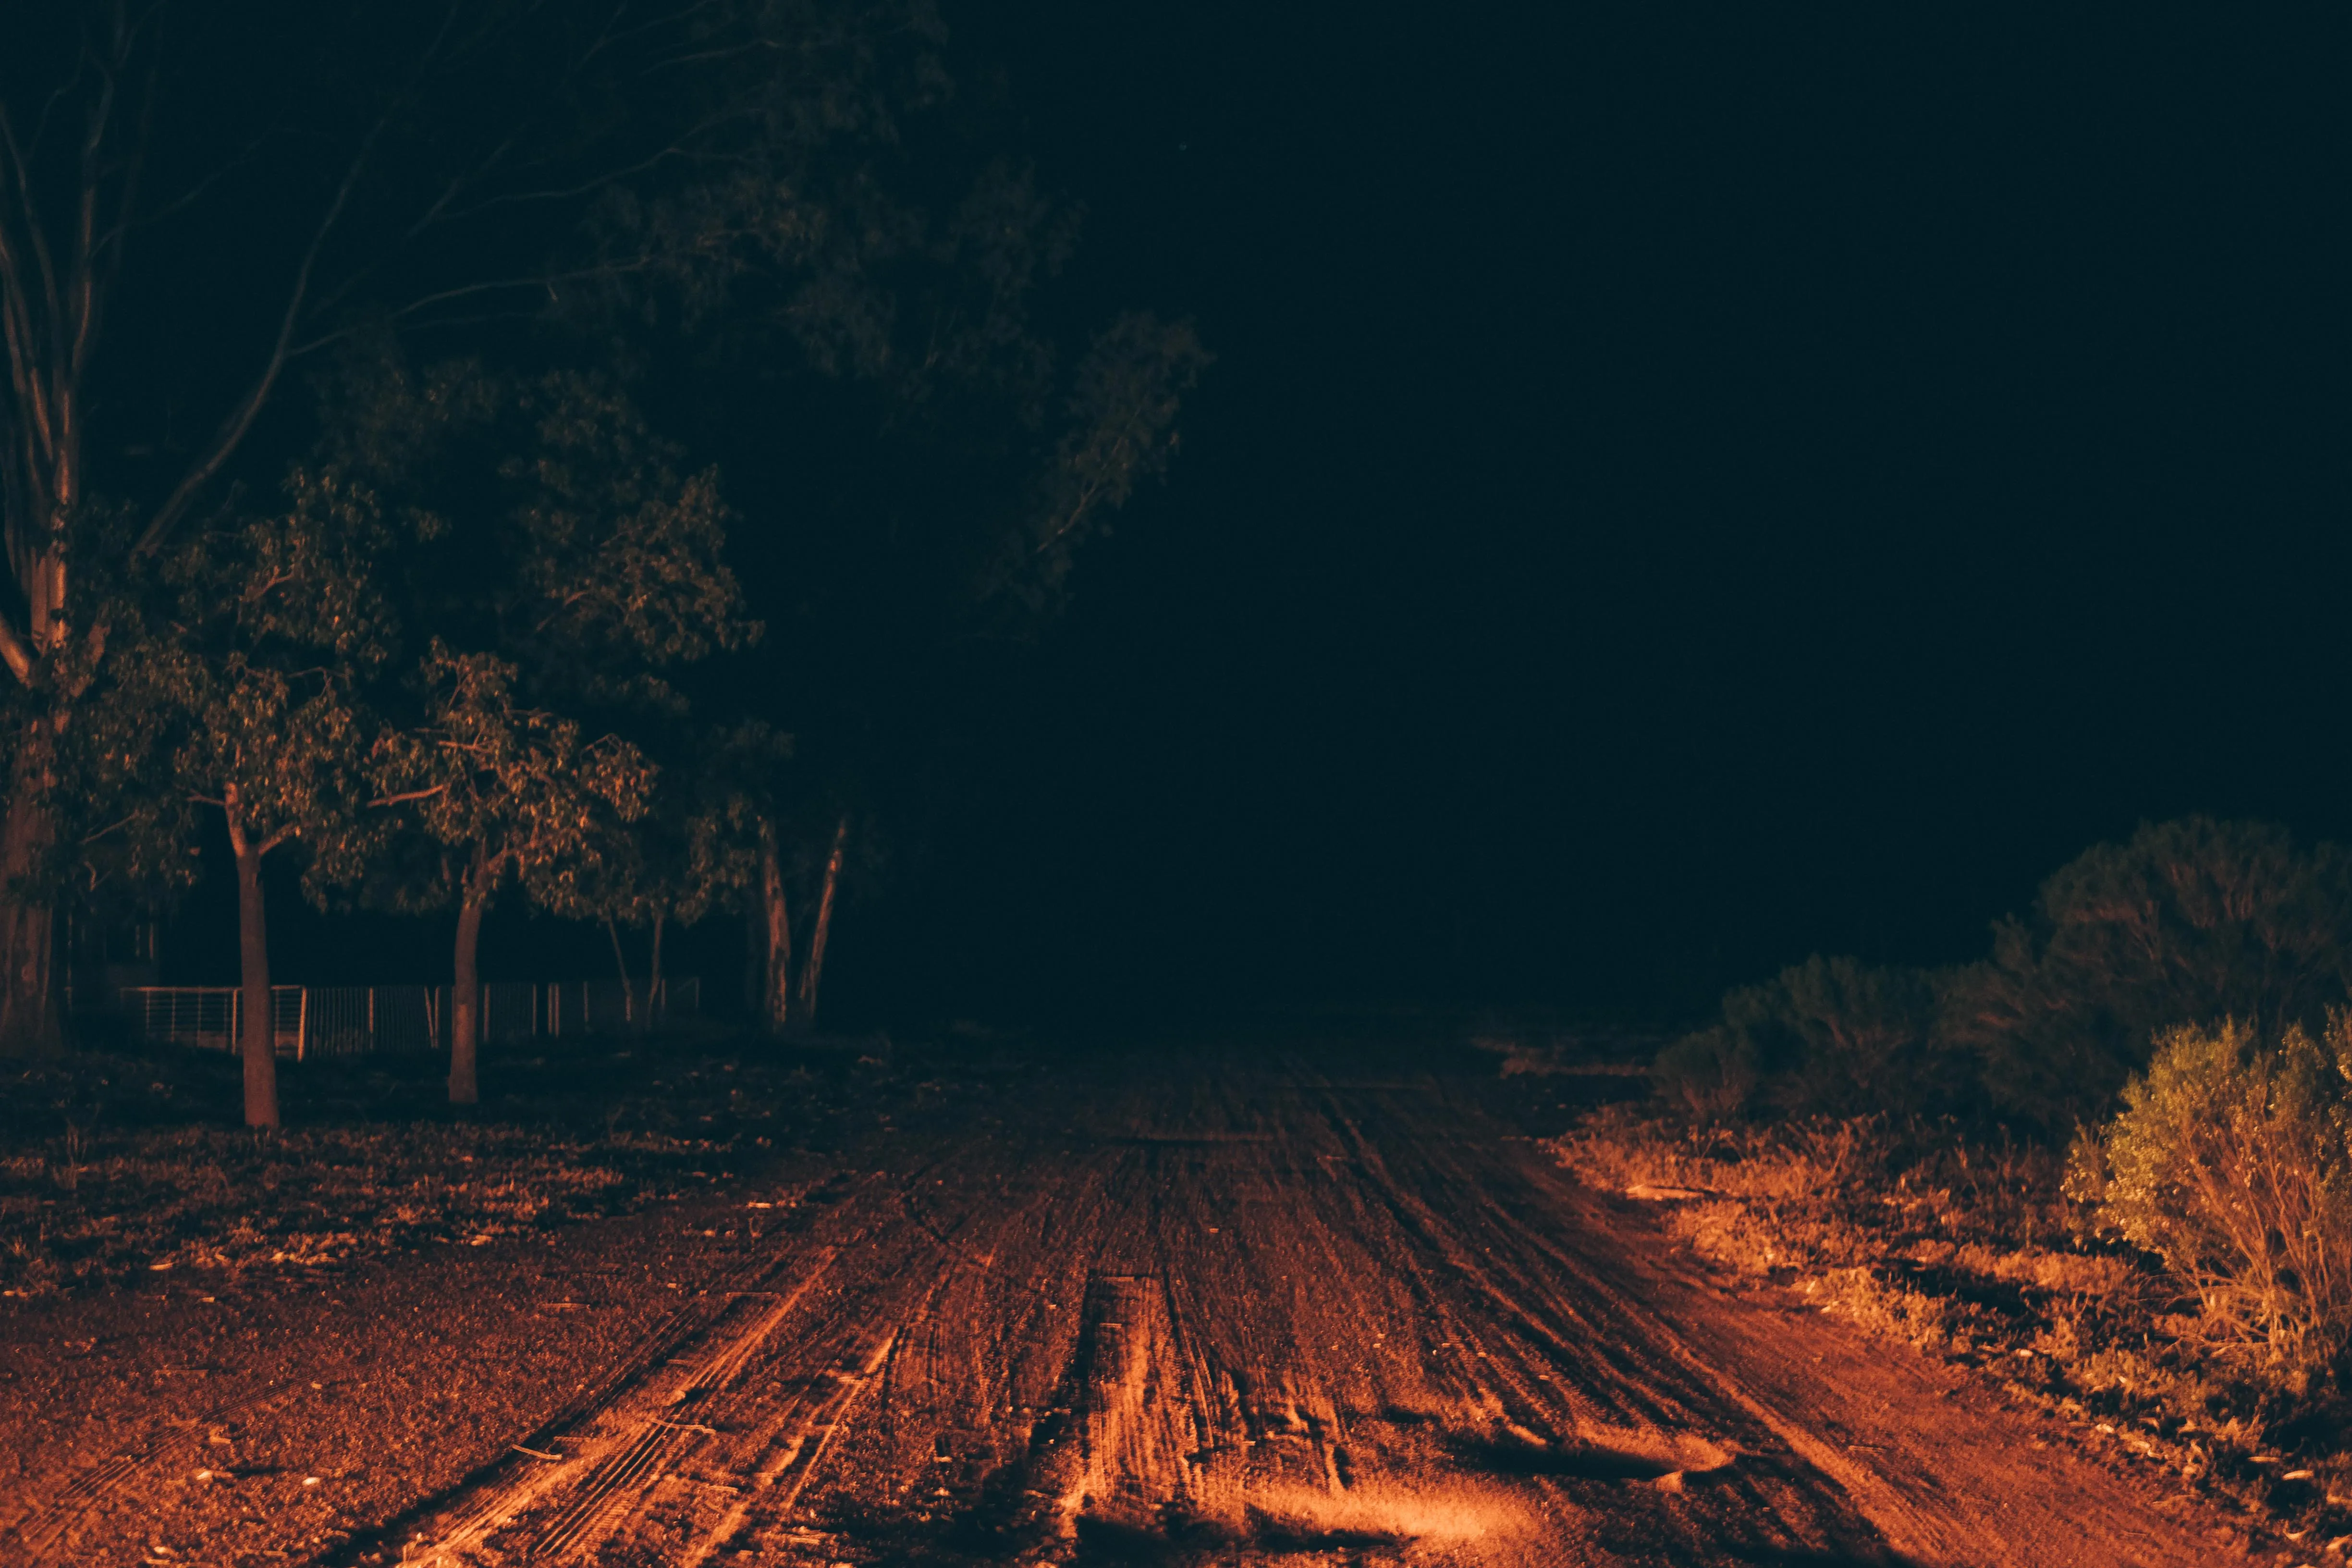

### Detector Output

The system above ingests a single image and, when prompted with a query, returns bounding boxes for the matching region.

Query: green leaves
[367,644,654,916]
[2088,1016,2352,1383]
[986,312,1213,616]
[506,372,759,677]
[126,464,402,881]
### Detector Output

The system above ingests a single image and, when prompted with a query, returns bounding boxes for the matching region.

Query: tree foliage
[371,645,653,914]
[0,0,919,1049]
[152,469,398,877]
[0,1,1202,1073]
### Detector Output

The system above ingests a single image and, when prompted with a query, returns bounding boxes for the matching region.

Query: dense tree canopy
[0,1,1205,1103]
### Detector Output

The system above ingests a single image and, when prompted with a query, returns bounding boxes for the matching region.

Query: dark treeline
[1661,816,2352,1134]
[0,1,1204,1124]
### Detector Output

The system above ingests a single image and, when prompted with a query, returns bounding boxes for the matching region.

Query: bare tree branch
[78,812,135,846]
[0,114,62,478]
[0,104,67,381]
[369,783,451,808]
[136,105,394,554]
[289,260,658,357]
[0,611,32,685]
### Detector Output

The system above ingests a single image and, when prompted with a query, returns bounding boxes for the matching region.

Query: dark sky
[172,6,2352,1027]
[836,5,2352,1023]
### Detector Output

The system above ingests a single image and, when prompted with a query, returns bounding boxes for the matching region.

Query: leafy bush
[1946,818,2352,1128]
[1656,954,1959,1119]
[1652,1025,1757,1120]
[2075,1016,2352,1387]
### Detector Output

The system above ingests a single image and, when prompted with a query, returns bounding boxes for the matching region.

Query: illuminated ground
[1,1037,2221,1566]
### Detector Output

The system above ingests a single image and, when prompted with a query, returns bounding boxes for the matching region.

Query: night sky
[858,6,2352,1023]
[217,8,2352,1027]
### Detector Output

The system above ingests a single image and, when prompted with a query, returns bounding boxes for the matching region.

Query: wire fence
[546,977,698,1037]
[119,978,700,1057]
[301,986,441,1057]
[123,986,306,1057]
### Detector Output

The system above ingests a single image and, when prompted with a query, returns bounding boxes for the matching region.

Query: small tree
[552,783,708,1028]
[553,717,830,1035]
[145,470,394,1127]
[316,352,752,1091]
[370,646,650,1104]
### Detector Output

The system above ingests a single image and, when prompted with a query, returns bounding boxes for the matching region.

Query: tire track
[0,1444,147,1562]
[676,1322,902,1567]
[3,1377,315,1565]
[395,1237,849,1565]
[288,1048,2229,1568]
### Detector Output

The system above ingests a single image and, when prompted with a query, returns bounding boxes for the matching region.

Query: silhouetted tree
[316,353,751,1099]
[594,141,1209,1006]
[0,0,933,1051]
[1943,817,2352,1127]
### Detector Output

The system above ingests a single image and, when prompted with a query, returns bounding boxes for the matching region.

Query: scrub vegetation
[1563,817,2352,1544]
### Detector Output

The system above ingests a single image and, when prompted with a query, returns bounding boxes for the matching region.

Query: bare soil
[0,1031,2260,1566]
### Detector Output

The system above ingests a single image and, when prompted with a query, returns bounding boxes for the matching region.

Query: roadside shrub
[1652,1025,1756,1120]
[1947,818,2352,1129]
[2076,1016,2352,1388]
[1656,955,1960,1119]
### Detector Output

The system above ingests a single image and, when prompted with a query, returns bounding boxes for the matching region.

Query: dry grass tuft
[1549,1102,2352,1542]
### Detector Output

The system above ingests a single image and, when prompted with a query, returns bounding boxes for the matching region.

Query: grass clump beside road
[1552,1075,2352,1546]
[0,1028,900,1297]
[1525,816,2352,1549]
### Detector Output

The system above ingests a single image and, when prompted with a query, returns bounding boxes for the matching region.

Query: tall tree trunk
[0,723,63,1056]
[222,787,281,1129]
[604,916,637,1026]
[796,813,848,1032]
[649,909,665,1028]
[449,852,490,1106]
[759,820,792,1034]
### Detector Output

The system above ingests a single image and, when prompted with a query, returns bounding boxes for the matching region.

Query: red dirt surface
[0,1040,2251,1566]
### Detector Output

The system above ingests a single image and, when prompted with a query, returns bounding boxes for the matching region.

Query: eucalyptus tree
[623,717,801,1035]
[0,0,937,1051]
[322,351,754,1099]
[145,470,400,1125]
[549,779,707,1027]
[370,646,652,1105]
[600,147,1211,1020]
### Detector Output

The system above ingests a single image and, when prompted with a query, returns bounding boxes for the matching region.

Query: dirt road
[2,1044,2231,1566]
